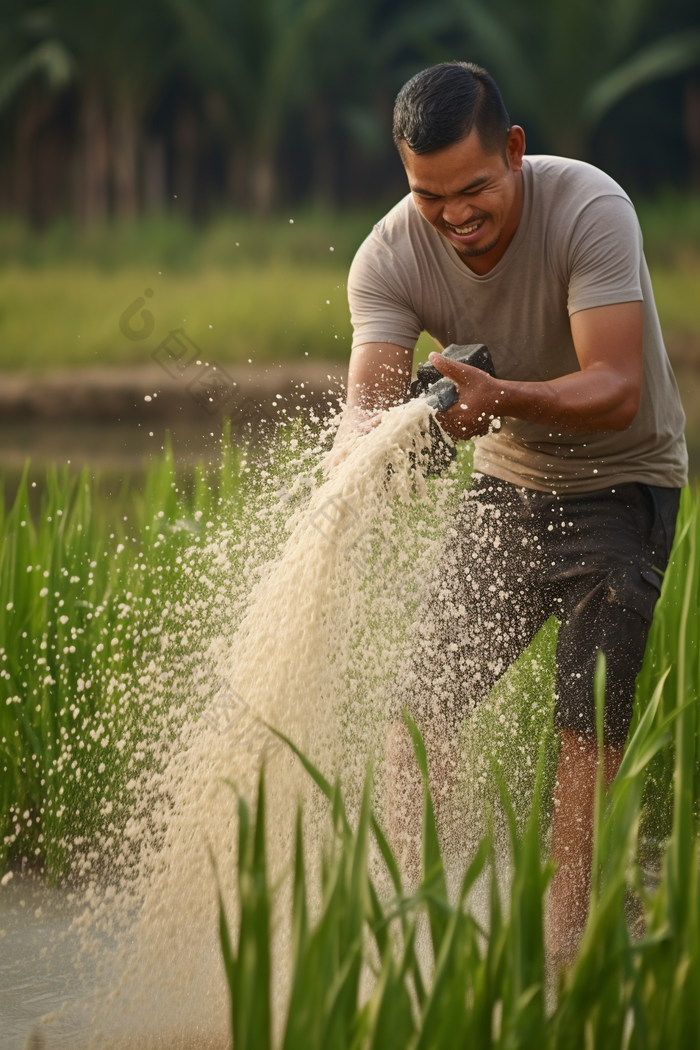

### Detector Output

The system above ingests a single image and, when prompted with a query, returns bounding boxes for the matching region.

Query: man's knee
[555,600,650,748]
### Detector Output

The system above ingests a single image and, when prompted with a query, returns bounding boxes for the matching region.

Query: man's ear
[506,126,526,173]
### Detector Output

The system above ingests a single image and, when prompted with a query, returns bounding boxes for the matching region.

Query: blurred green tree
[0,0,180,220]
[55,0,179,219]
[449,0,700,158]
[0,3,75,218]
[300,0,454,207]
[0,6,74,113]
[1,0,699,219]
[165,0,457,211]
[165,0,341,212]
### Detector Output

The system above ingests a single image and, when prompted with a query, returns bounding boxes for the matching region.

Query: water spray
[409,343,496,472]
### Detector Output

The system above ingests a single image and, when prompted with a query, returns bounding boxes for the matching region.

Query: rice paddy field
[1,425,700,1045]
[3,196,700,1045]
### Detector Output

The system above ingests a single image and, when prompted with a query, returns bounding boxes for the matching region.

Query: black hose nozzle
[410,343,496,412]
[408,344,496,474]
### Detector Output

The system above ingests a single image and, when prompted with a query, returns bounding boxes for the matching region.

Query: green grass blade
[403,710,449,959]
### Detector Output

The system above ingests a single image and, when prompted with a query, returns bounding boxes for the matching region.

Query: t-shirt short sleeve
[347,231,423,350]
[566,194,643,316]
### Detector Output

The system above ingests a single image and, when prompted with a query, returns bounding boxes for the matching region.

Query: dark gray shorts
[406,475,680,747]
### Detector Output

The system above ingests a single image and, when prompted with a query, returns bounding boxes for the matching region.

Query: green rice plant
[220,642,700,1049]
[633,488,700,842]
[0,432,246,877]
[219,474,700,1050]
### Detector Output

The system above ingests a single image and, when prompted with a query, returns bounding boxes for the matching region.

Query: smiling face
[400,125,526,271]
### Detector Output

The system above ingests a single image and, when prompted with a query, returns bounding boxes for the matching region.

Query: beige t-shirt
[348,155,687,492]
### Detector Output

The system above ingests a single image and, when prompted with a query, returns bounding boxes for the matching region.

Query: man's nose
[442,203,475,227]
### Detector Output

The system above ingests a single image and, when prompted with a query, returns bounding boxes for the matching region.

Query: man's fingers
[355,412,382,434]
[428,352,475,382]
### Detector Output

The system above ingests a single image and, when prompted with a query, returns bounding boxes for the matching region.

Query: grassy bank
[0,264,353,370]
[0,196,698,370]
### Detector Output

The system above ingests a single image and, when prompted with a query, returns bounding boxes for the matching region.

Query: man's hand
[323,405,382,473]
[428,301,644,438]
[427,355,499,440]
[337,301,642,452]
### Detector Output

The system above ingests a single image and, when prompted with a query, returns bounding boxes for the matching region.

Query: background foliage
[0,0,699,221]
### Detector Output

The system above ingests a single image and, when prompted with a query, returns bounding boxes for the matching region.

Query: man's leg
[548,594,651,962]
[547,729,623,962]
[539,483,682,961]
[386,481,544,881]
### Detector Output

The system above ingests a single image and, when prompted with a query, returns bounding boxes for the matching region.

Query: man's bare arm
[345,342,414,411]
[328,343,414,464]
[433,301,643,439]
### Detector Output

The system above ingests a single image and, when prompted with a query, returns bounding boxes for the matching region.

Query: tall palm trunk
[143,137,167,212]
[227,143,250,208]
[308,102,335,209]
[14,94,52,220]
[112,97,138,218]
[251,148,276,215]
[546,124,588,161]
[75,85,109,223]
[684,79,700,191]
[172,105,198,216]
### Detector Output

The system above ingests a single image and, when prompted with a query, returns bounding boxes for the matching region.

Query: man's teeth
[454,221,482,234]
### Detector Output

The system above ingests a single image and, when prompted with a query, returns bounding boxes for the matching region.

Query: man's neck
[456,169,524,276]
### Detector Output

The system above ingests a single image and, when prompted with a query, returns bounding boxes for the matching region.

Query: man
[340,61,687,960]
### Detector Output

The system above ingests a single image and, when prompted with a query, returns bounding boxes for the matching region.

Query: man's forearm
[328,343,414,463]
[345,343,413,412]
[437,358,642,440]
[495,365,641,433]
[434,301,644,440]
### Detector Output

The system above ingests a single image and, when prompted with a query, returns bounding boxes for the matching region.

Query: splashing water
[5,388,556,1048]
[27,396,459,1048]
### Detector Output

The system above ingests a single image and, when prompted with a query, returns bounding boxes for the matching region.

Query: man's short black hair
[393,62,511,157]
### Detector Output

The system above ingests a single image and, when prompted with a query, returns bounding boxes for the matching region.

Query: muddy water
[0,422,221,469]
[1,875,94,1049]
[1,879,227,1050]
